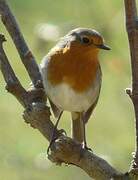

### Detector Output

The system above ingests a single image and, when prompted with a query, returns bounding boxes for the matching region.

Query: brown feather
[47,43,99,93]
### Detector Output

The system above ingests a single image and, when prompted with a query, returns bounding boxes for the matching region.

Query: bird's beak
[96,44,111,50]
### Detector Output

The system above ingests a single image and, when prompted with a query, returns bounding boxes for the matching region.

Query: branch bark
[0,34,27,107]
[0,0,138,179]
[124,0,138,171]
[0,0,42,87]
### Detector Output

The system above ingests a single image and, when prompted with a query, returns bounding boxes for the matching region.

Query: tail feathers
[71,112,84,143]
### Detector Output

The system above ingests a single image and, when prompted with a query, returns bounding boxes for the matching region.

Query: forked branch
[0,0,42,87]
[0,0,138,179]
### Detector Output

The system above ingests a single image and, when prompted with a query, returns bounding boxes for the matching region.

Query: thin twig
[0,34,27,106]
[0,0,42,87]
[124,0,138,169]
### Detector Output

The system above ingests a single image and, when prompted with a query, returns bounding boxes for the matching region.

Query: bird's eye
[82,37,90,44]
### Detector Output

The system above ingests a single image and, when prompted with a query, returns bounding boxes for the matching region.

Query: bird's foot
[59,129,67,136]
[82,143,93,152]
[47,138,57,155]
[79,143,93,161]
[47,129,67,155]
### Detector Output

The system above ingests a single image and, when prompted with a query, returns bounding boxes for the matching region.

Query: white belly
[40,59,101,112]
[46,82,100,112]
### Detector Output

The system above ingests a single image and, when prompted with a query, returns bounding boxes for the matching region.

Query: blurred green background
[0,0,135,179]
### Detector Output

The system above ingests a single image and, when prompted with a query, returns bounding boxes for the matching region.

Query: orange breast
[47,46,99,93]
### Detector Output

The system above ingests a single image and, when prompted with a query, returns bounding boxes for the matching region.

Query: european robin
[40,28,110,151]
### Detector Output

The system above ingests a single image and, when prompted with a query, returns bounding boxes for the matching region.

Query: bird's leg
[71,112,84,143]
[81,113,92,151]
[72,112,92,151]
[77,114,92,161]
[82,114,87,148]
[47,111,63,154]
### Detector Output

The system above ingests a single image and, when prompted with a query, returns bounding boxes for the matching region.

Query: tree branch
[48,136,124,180]
[0,0,137,179]
[22,101,124,179]
[124,0,138,170]
[0,0,42,87]
[0,34,27,106]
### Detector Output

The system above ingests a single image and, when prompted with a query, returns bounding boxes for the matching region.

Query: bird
[40,28,110,151]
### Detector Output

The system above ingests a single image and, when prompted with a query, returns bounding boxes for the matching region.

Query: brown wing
[83,81,101,123]
[83,66,102,124]
[83,93,100,123]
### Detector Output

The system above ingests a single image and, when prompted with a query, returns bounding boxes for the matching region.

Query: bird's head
[62,28,110,55]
